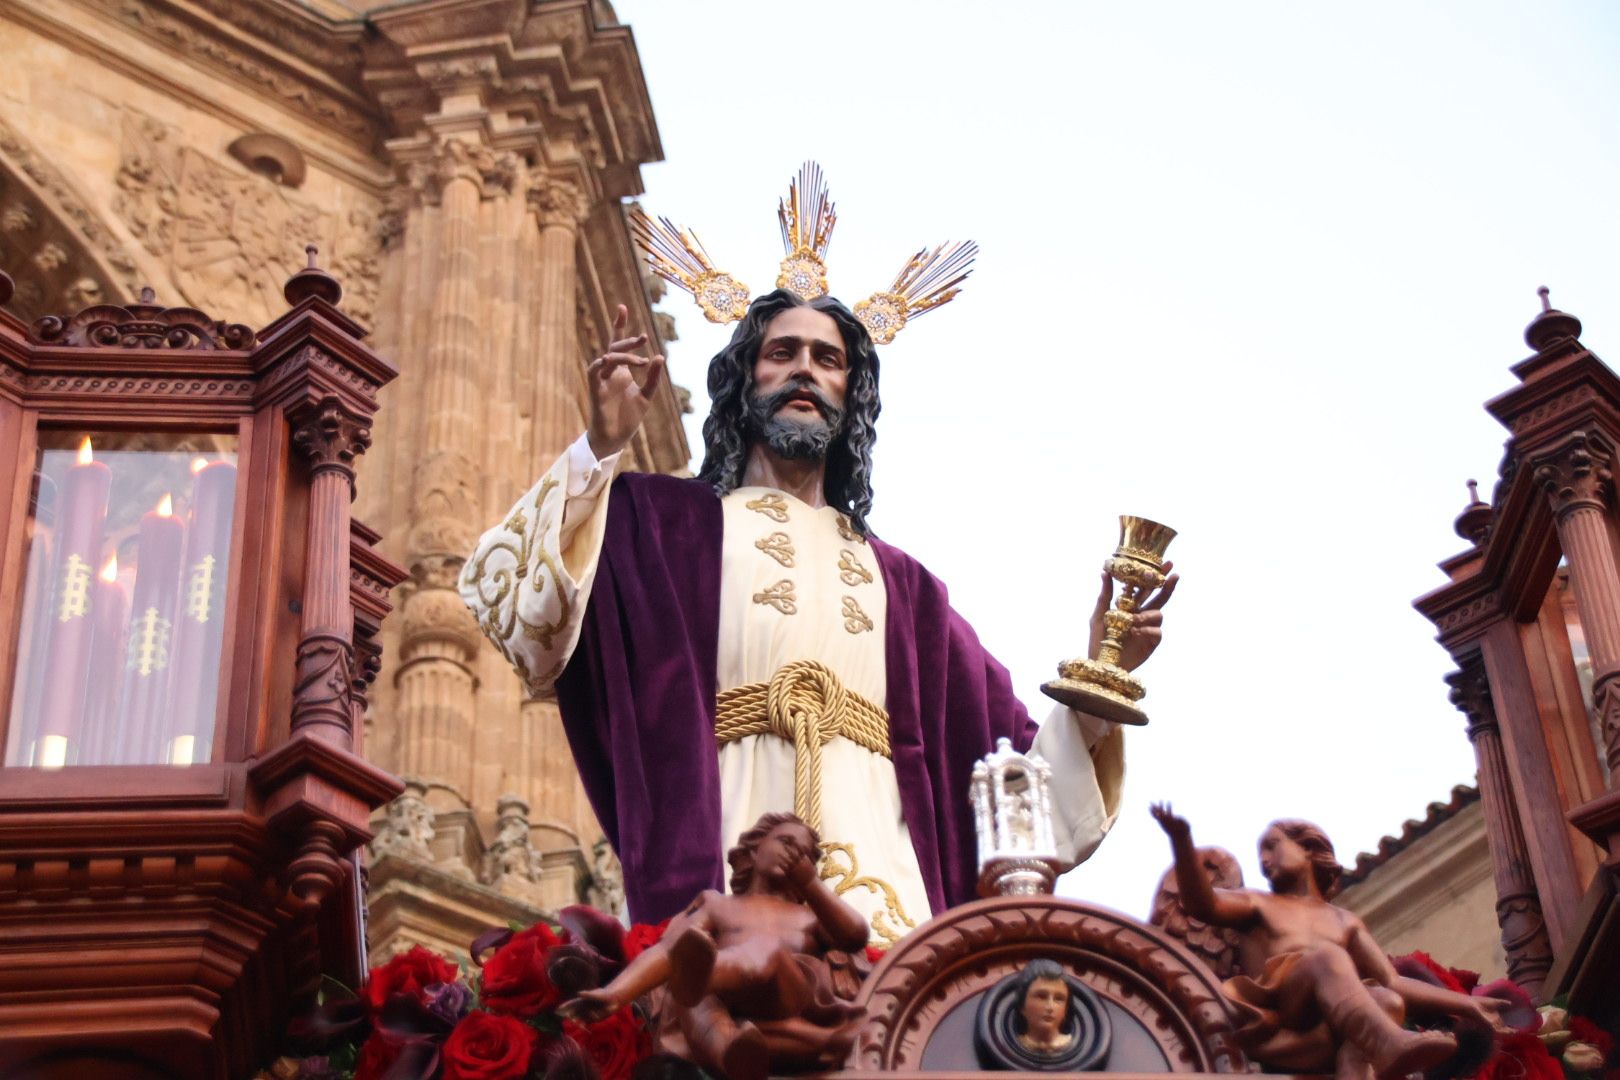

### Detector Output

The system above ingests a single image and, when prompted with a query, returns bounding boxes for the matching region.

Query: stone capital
[1531,429,1614,520]
[290,396,373,482]
[406,138,522,206]
[528,177,590,229]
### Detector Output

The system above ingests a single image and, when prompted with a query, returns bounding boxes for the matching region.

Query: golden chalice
[1041,515,1176,726]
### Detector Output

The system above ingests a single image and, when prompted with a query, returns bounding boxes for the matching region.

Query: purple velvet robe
[555,473,1038,923]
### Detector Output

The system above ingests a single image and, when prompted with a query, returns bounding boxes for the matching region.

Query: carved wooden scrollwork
[30,290,255,349]
[1446,662,1497,742]
[1496,888,1555,991]
[290,395,373,481]
[851,895,1246,1074]
[290,633,355,738]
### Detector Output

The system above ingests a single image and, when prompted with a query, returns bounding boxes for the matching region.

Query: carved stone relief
[112,109,382,330]
[0,118,135,323]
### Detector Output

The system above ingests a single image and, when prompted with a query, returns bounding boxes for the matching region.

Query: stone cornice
[363,0,663,188]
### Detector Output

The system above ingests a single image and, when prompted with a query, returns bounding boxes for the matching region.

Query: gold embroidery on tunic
[746,493,790,522]
[841,596,873,634]
[819,841,916,945]
[753,579,797,614]
[466,476,573,683]
[755,532,796,567]
[837,550,872,587]
[836,515,865,544]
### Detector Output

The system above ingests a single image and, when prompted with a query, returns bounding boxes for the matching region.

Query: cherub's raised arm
[1150,803,1257,927]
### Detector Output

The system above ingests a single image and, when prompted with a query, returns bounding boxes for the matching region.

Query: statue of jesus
[461,280,1173,939]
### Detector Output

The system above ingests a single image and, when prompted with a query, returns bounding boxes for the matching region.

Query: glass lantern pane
[3,431,239,768]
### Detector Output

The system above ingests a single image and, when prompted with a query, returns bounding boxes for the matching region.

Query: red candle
[116,493,185,764]
[4,473,56,766]
[32,438,111,768]
[164,458,236,765]
[80,555,129,765]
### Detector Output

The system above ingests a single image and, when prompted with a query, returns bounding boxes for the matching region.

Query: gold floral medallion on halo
[854,293,908,345]
[694,272,751,324]
[777,249,829,301]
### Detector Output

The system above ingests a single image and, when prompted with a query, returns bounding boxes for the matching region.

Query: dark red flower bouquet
[280,906,667,1080]
[1390,952,1615,1080]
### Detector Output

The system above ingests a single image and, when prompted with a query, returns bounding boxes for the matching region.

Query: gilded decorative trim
[820,840,916,945]
[841,596,873,635]
[746,492,790,522]
[837,515,865,544]
[755,532,796,567]
[753,579,797,615]
[464,475,573,676]
[837,549,872,586]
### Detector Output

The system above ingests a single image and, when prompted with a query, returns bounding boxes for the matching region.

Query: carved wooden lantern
[0,254,405,1079]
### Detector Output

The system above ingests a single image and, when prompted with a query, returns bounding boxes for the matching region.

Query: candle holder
[1042,515,1176,726]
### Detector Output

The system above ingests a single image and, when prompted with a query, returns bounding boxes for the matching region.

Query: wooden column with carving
[1447,662,1555,995]
[1418,292,1620,1014]
[1533,430,1620,785]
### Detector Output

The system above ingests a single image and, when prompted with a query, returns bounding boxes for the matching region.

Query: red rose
[481,923,563,1016]
[1570,1017,1614,1058]
[443,1011,539,1080]
[564,1007,652,1080]
[864,945,888,965]
[1480,1032,1565,1080]
[621,920,670,963]
[353,1032,402,1080]
[366,946,461,1015]
[1394,951,1466,993]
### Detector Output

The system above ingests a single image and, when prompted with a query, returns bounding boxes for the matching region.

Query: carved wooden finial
[283,242,343,308]
[1525,284,1582,351]
[1455,477,1493,546]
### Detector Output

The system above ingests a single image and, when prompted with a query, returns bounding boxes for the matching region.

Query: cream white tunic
[460,435,1125,943]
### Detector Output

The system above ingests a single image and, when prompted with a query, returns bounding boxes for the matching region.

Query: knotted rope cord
[714,659,891,833]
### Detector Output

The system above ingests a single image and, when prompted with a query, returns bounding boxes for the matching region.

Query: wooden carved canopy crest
[29,287,255,350]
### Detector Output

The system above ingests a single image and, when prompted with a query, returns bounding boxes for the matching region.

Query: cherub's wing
[1148,845,1246,981]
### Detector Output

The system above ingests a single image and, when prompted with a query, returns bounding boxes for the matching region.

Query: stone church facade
[2,0,687,962]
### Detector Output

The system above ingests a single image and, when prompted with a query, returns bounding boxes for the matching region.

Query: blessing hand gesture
[1087,560,1177,672]
[586,304,666,460]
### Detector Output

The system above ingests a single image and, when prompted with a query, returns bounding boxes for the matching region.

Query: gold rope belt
[714,660,891,833]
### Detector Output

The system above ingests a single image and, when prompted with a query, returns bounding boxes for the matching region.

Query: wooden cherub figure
[1151,803,1503,1080]
[562,812,870,1080]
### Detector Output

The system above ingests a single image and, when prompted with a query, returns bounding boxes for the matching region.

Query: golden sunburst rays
[854,240,979,345]
[629,162,978,343]
[626,207,751,324]
[776,161,837,300]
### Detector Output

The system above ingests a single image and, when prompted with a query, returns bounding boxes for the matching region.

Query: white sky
[611,0,1620,922]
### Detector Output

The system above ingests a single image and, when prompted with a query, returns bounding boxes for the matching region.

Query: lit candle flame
[190,457,208,475]
[157,494,174,517]
[100,554,118,583]
[77,437,93,465]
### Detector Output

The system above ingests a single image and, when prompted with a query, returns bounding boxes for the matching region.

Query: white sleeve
[459,433,621,692]
[1031,703,1126,870]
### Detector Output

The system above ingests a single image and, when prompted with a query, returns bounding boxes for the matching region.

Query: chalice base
[1041,660,1150,726]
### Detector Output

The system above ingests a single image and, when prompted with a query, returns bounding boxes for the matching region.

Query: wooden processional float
[0,251,404,1079]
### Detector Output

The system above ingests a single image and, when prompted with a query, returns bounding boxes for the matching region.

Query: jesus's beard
[745,381,845,462]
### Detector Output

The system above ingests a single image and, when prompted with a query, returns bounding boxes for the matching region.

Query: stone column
[1533,429,1620,778]
[1448,664,1554,996]
[395,139,519,803]
[516,175,601,844]
[528,176,590,468]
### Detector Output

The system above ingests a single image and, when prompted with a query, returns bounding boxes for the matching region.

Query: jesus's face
[746,305,849,460]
